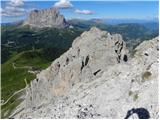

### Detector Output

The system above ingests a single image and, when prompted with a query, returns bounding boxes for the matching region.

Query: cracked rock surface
[11,27,159,119]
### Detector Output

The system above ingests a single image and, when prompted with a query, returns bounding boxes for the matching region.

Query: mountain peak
[23,7,68,28]
[90,26,101,32]
[15,27,129,109]
[10,27,158,119]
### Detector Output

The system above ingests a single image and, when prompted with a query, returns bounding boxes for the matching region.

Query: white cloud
[0,8,4,16]
[75,9,94,15]
[0,8,4,13]
[9,0,24,7]
[1,0,26,17]
[2,6,26,17]
[54,0,73,8]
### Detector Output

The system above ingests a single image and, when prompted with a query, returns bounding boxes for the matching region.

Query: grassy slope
[1,49,51,101]
[1,91,24,118]
[1,50,52,118]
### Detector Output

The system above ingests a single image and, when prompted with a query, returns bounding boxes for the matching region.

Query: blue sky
[1,0,159,23]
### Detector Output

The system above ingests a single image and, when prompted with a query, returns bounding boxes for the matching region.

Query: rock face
[23,7,67,28]
[11,28,159,119]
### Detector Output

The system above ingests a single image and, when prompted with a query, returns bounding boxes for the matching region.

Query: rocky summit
[10,27,159,119]
[23,7,68,28]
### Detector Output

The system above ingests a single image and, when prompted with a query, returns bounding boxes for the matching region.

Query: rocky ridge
[11,27,159,119]
[23,7,68,28]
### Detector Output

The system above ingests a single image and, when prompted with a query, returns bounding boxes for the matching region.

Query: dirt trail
[12,63,32,69]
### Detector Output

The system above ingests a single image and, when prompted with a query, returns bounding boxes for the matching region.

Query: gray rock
[22,27,129,108]
[11,28,159,119]
[23,7,68,28]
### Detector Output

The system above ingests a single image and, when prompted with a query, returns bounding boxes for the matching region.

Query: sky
[1,0,159,23]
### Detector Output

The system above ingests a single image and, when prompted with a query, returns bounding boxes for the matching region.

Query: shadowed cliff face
[23,7,68,28]
[11,28,159,119]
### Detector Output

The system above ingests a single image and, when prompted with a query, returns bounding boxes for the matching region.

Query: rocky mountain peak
[11,28,158,119]
[89,26,102,32]
[23,7,68,28]
[15,27,129,107]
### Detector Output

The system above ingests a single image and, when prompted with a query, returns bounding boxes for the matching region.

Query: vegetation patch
[1,89,24,118]
[128,91,139,101]
[142,71,152,82]
[130,49,137,57]
[128,91,133,96]
[1,26,83,63]
[133,93,139,101]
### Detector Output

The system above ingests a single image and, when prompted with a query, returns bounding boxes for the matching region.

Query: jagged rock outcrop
[23,7,68,28]
[11,28,158,119]
[18,27,128,109]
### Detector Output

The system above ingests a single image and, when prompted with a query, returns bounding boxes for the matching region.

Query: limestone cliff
[11,28,159,119]
[23,7,68,28]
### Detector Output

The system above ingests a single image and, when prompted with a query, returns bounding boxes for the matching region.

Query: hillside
[1,49,54,118]
[1,26,83,63]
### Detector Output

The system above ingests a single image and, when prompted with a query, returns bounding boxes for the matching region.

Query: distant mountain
[98,18,159,32]
[1,21,23,26]
[68,19,158,50]
[68,19,99,29]
[23,7,68,28]
[103,18,158,25]
[141,22,159,31]
[90,19,105,24]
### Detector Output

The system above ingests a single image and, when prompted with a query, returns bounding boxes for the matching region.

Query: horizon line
[1,17,158,23]
[1,0,159,1]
